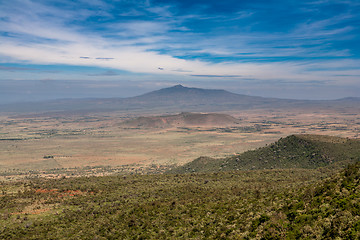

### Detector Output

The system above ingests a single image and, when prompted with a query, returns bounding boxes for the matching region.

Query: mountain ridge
[1,84,359,114]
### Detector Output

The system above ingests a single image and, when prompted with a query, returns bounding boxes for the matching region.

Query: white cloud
[0,0,359,88]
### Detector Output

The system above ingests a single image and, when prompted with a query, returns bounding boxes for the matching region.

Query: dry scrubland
[1,162,359,239]
[0,107,359,179]
[1,106,360,239]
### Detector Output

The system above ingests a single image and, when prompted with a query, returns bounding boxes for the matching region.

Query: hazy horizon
[1,0,360,102]
[1,80,360,105]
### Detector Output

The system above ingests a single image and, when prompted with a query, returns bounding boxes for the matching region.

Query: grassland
[0,107,359,180]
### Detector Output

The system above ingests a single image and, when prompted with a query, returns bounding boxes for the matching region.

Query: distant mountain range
[1,84,360,114]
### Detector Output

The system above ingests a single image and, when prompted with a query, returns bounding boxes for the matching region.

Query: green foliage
[1,135,360,239]
[257,161,360,239]
[170,134,360,173]
[0,168,334,239]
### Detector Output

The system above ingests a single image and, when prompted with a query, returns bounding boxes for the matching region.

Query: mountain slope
[248,160,360,239]
[1,84,359,114]
[118,84,285,112]
[120,112,241,128]
[169,134,360,173]
[0,84,274,113]
[128,84,262,103]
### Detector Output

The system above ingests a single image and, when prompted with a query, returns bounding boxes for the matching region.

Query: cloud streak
[190,74,243,78]
[0,65,36,71]
[87,70,120,76]
[0,0,359,94]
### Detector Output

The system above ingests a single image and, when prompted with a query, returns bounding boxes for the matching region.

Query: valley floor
[0,107,359,179]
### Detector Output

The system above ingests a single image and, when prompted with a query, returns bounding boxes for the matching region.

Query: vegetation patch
[169,134,360,173]
[0,162,359,239]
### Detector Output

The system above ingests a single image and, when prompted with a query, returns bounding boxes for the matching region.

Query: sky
[0,0,360,102]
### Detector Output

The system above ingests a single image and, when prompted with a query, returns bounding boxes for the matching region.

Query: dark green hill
[253,160,360,239]
[169,134,360,173]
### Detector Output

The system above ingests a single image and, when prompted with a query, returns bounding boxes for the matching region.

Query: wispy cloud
[190,74,242,78]
[87,70,120,76]
[95,57,115,60]
[0,65,36,71]
[0,0,359,93]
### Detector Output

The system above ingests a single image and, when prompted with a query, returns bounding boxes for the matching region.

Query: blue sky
[0,0,360,102]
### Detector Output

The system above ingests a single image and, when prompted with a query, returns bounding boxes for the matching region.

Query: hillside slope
[169,134,360,173]
[1,160,360,239]
[253,161,360,239]
[121,112,241,128]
